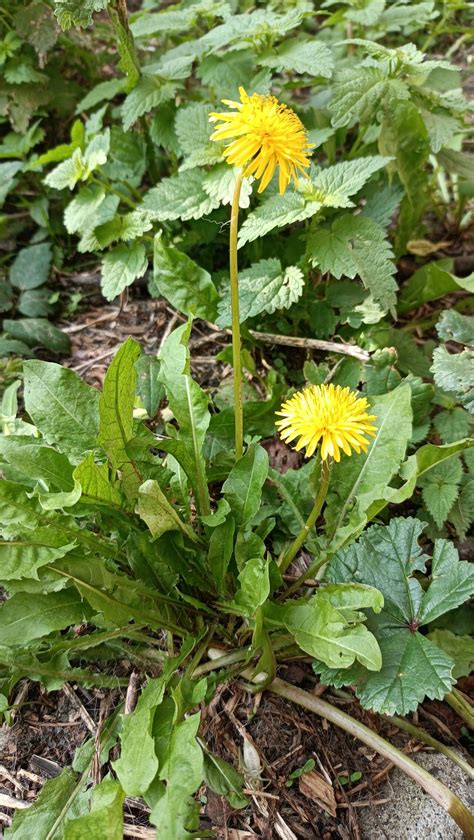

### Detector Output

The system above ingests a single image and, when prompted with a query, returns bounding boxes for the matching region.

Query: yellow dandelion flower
[209,87,313,195]
[276,384,377,462]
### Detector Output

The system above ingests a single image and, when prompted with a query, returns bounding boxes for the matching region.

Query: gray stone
[357,752,474,840]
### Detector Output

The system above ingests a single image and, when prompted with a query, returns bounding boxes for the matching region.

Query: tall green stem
[229,171,244,460]
[279,459,331,577]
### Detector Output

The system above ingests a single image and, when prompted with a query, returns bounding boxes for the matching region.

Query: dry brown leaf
[298,770,337,817]
[406,239,452,256]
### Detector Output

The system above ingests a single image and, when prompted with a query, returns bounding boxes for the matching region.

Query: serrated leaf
[64,184,106,234]
[436,309,474,345]
[259,38,333,77]
[433,408,472,444]
[216,258,304,327]
[9,242,51,289]
[76,78,125,112]
[431,346,474,412]
[427,629,474,679]
[320,516,474,714]
[419,457,462,527]
[54,0,109,29]
[309,214,397,314]
[121,60,192,130]
[151,232,218,321]
[141,169,220,222]
[330,67,409,128]
[175,102,222,168]
[23,360,99,460]
[101,242,148,301]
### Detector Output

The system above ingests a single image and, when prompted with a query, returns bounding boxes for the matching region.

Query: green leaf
[0,161,22,207]
[234,556,271,616]
[64,779,124,840]
[5,769,84,837]
[433,408,472,444]
[141,168,220,222]
[17,287,54,318]
[54,0,109,29]
[431,346,474,412]
[157,323,211,511]
[114,678,165,796]
[9,242,51,290]
[398,260,474,313]
[73,453,122,506]
[223,444,269,529]
[175,102,222,169]
[419,457,462,528]
[151,712,203,836]
[238,156,390,245]
[23,360,100,460]
[64,184,106,234]
[330,66,409,128]
[325,385,412,548]
[216,259,304,327]
[0,589,90,646]
[136,479,197,543]
[320,517,474,714]
[437,148,474,180]
[121,63,192,130]
[308,214,397,315]
[258,38,333,77]
[151,232,218,321]
[0,528,77,581]
[207,515,235,595]
[436,309,474,345]
[101,242,148,302]
[135,354,163,418]
[76,78,125,112]
[203,752,248,810]
[427,629,474,680]
[3,319,70,354]
[0,437,74,491]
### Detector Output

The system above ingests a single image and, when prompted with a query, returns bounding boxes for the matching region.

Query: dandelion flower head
[209,87,312,195]
[276,384,377,462]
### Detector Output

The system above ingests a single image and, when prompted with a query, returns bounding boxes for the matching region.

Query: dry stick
[248,330,370,362]
[265,677,474,839]
[386,714,474,781]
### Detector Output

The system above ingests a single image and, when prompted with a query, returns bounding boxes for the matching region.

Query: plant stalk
[266,677,474,838]
[278,459,331,577]
[446,689,474,730]
[229,170,244,460]
[387,713,474,781]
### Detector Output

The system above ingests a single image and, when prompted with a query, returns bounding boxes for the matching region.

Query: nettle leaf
[203,165,253,208]
[419,456,463,528]
[44,130,110,190]
[433,407,472,444]
[238,156,390,245]
[325,385,412,548]
[436,309,474,346]
[308,214,397,315]
[101,242,148,302]
[122,77,181,131]
[258,38,334,77]
[141,169,220,222]
[64,184,106,234]
[431,346,474,413]
[216,258,304,327]
[77,195,121,253]
[175,102,222,169]
[427,630,474,680]
[54,0,109,29]
[131,0,227,38]
[330,66,409,128]
[151,232,218,321]
[23,360,100,460]
[9,242,52,290]
[64,779,124,840]
[318,517,474,714]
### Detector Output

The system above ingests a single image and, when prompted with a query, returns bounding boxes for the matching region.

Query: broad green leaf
[216,259,304,327]
[9,242,51,290]
[113,678,165,796]
[54,0,108,29]
[427,629,474,679]
[76,78,125,112]
[175,102,222,169]
[131,0,227,37]
[73,453,122,506]
[3,319,70,354]
[0,589,90,646]
[64,184,106,234]
[121,62,192,130]
[433,408,472,444]
[258,38,333,77]
[234,556,270,616]
[0,437,74,491]
[320,517,474,713]
[136,479,198,543]
[0,161,22,207]
[0,527,77,581]
[330,66,409,128]
[141,169,220,222]
[203,751,248,809]
[207,515,235,595]
[398,260,474,313]
[308,214,397,315]
[0,480,44,536]
[431,347,474,412]
[44,131,110,190]
[157,323,210,511]
[436,309,474,345]
[17,287,54,318]
[223,444,269,529]
[437,148,474,180]
[101,242,148,302]
[5,768,83,840]
[23,360,99,460]
[64,780,124,840]
[325,385,412,547]
[151,232,218,321]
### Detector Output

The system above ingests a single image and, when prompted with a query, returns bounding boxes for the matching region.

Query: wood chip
[298,770,337,817]
[0,792,29,810]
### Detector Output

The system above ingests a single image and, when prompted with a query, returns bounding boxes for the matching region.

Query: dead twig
[62,683,96,734]
[248,330,370,362]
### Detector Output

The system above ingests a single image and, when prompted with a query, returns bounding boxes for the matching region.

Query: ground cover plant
[0,0,473,837]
